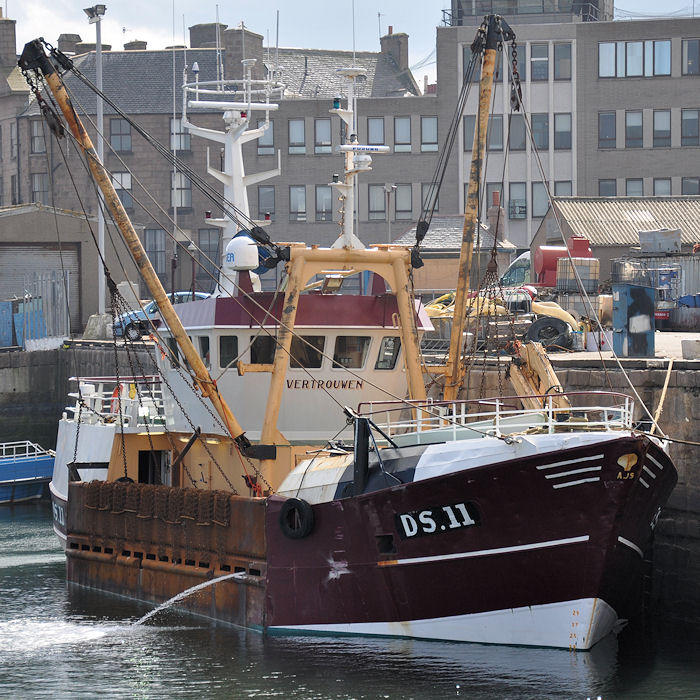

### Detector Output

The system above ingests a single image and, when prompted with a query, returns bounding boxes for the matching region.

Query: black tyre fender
[125,323,142,341]
[524,317,573,350]
[279,497,314,539]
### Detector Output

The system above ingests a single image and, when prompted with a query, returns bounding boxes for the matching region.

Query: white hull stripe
[639,478,650,489]
[377,535,589,568]
[268,596,619,650]
[647,454,664,471]
[536,454,604,471]
[642,465,656,479]
[618,536,643,558]
[552,477,600,489]
[545,466,601,479]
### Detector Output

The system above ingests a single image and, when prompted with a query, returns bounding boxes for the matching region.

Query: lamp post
[84,5,107,315]
[188,240,197,297]
[383,183,396,244]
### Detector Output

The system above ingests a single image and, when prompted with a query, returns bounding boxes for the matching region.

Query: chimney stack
[124,40,147,51]
[58,33,82,55]
[380,29,409,73]
[0,13,17,67]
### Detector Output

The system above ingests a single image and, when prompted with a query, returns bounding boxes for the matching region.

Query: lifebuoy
[110,383,123,413]
[279,498,314,539]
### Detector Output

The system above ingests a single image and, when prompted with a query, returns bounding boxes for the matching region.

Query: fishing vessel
[0,440,54,504]
[21,14,677,650]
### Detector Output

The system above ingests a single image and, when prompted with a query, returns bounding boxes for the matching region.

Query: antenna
[275,10,280,80]
[352,0,356,64]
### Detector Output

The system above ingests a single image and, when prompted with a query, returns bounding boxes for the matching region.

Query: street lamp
[384,183,396,244]
[84,5,107,315]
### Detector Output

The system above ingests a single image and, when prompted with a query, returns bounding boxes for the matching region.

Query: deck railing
[63,376,166,428]
[358,391,635,441]
[0,440,54,460]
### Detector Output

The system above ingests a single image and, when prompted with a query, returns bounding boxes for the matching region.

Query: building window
[110,118,131,152]
[367,117,384,145]
[289,185,306,221]
[394,116,411,152]
[598,112,616,148]
[31,173,49,205]
[171,172,191,209]
[599,179,617,196]
[554,181,572,196]
[530,43,548,81]
[599,40,671,77]
[144,228,166,275]
[10,175,17,205]
[314,118,331,154]
[258,185,275,221]
[31,121,46,154]
[682,177,700,195]
[197,228,220,292]
[626,178,644,196]
[653,178,672,196]
[315,185,333,221]
[487,114,503,151]
[531,182,548,218]
[170,117,190,151]
[554,43,572,80]
[653,110,671,147]
[554,113,571,150]
[0,124,3,160]
[257,119,274,155]
[682,109,699,146]
[463,115,475,151]
[421,116,438,152]
[368,184,386,220]
[422,183,439,212]
[112,172,133,210]
[509,114,526,151]
[0,177,3,207]
[682,39,700,75]
[10,122,17,159]
[395,184,412,220]
[288,119,305,154]
[625,111,643,148]
[532,114,548,150]
[508,182,526,219]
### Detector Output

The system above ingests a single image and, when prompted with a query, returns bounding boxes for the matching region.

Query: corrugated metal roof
[551,197,700,246]
[394,215,515,250]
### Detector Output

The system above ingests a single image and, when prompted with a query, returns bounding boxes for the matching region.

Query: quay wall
[0,345,157,449]
[1,347,697,624]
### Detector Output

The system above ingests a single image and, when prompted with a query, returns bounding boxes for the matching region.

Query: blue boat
[0,441,55,504]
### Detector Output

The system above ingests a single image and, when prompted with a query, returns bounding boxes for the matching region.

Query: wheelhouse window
[314,118,331,153]
[367,117,385,145]
[598,112,616,148]
[394,116,411,152]
[290,335,325,369]
[198,336,210,368]
[288,119,305,154]
[682,109,699,146]
[289,185,306,221]
[420,116,438,152]
[315,185,333,221]
[110,118,131,152]
[682,39,700,75]
[251,335,276,364]
[332,336,371,369]
[257,119,274,155]
[375,336,401,370]
[219,335,239,369]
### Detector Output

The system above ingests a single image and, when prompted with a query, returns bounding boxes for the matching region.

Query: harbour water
[1,503,698,699]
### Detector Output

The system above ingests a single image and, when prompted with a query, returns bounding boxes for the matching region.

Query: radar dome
[223,233,259,272]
